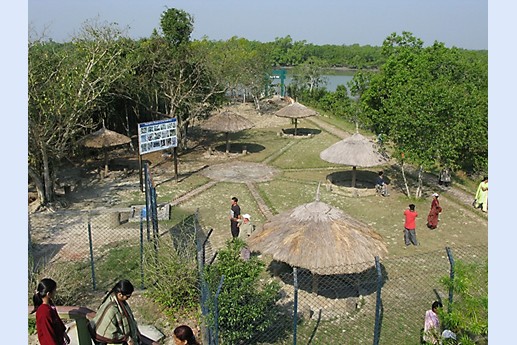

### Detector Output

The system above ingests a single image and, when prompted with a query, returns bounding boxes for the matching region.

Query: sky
[1,0,512,343]
[28,0,487,50]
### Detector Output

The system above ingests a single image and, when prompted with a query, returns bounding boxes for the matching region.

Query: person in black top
[229,197,241,238]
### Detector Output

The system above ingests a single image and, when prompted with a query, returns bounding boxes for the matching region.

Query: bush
[205,239,281,345]
[439,259,488,345]
[143,217,200,317]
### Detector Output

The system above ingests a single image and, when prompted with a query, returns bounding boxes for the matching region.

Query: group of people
[229,196,255,240]
[403,192,443,247]
[32,278,199,345]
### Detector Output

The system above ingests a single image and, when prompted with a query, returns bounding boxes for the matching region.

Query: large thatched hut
[248,200,387,293]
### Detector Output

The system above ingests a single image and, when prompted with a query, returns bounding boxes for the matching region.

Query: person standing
[229,197,241,239]
[423,301,443,344]
[32,278,70,345]
[426,193,442,230]
[474,176,488,213]
[403,204,418,246]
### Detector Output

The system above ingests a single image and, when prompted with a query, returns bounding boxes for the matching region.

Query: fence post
[87,215,96,291]
[373,256,382,345]
[203,229,214,265]
[144,163,151,242]
[293,267,299,345]
[214,276,225,345]
[140,213,144,290]
[445,247,455,311]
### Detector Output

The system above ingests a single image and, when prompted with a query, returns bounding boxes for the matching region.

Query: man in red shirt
[403,204,418,246]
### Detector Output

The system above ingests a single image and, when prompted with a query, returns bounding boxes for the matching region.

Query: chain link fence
[29,193,487,345]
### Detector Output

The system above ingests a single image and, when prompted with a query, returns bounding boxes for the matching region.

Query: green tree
[360,32,487,197]
[28,21,133,205]
[160,8,193,47]
[205,239,281,345]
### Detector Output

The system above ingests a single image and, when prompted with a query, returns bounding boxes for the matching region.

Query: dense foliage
[359,32,488,175]
[28,7,487,206]
[204,239,281,344]
[439,260,488,344]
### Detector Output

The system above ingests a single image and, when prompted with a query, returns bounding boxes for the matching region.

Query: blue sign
[137,118,177,155]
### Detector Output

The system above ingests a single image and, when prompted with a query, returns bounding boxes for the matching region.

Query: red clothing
[404,209,418,229]
[36,304,66,345]
[427,198,442,229]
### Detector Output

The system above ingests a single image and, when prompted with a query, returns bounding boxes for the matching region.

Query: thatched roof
[78,127,131,149]
[248,201,388,275]
[200,110,254,133]
[320,133,388,167]
[274,102,318,119]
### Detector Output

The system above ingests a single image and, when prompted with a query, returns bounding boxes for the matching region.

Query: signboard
[137,118,177,155]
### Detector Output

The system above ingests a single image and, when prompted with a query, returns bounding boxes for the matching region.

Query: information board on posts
[137,118,177,155]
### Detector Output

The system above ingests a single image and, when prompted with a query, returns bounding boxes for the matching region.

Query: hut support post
[103,149,109,178]
[293,267,299,345]
[294,119,298,136]
[225,132,230,154]
[312,273,319,294]
[373,256,382,345]
[351,166,357,188]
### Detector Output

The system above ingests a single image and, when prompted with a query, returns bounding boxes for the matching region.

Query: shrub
[439,259,488,345]
[143,216,200,317]
[204,239,281,345]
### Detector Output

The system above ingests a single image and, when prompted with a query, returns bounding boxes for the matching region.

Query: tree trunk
[415,165,423,199]
[28,167,46,205]
[400,163,411,197]
[41,145,54,203]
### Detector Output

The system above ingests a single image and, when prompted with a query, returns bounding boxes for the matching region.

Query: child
[173,325,200,345]
[31,278,70,345]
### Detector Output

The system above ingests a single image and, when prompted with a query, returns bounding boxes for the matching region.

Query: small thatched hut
[78,127,131,175]
[200,110,254,153]
[274,101,317,136]
[320,132,388,188]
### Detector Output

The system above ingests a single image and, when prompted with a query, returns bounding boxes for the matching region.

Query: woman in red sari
[427,193,442,229]
[31,278,70,345]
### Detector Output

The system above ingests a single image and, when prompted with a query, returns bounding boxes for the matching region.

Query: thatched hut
[200,110,254,154]
[78,127,131,176]
[320,132,388,188]
[274,101,317,136]
[248,200,387,293]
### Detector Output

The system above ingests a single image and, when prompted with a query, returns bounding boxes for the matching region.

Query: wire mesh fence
[28,201,487,345]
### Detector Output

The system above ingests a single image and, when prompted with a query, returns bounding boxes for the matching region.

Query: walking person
[32,278,70,345]
[89,279,158,345]
[474,176,488,213]
[173,325,200,345]
[238,213,255,260]
[426,193,442,230]
[229,196,241,239]
[403,204,418,246]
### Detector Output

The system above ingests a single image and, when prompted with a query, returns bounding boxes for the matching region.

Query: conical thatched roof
[248,201,388,275]
[78,127,131,149]
[320,133,388,167]
[200,110,254,133]
[274,102,318,119]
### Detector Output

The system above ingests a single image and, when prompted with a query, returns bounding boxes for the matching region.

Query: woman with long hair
[32,278,70,345]
[89,279,143,345]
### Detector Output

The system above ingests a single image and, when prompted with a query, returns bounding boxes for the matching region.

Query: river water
[271,70,355,93]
